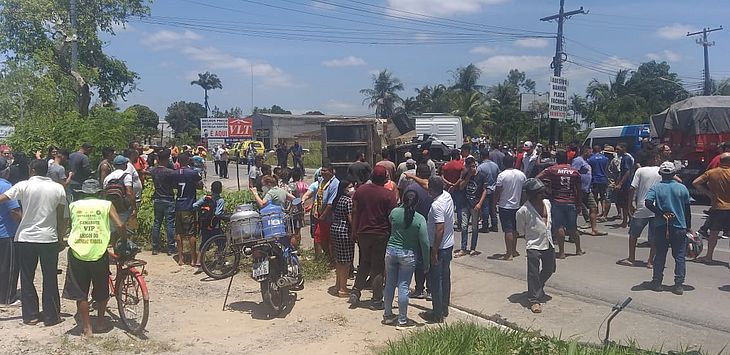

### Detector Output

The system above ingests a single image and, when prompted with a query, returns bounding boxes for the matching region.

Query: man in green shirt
[63,179,126,336]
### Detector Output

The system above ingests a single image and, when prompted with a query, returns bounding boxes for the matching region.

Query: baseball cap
[523,141,533,151]
[404,151,412,158]
[659,161,676,175]
[113,155,129,165]
[372,164,388,180]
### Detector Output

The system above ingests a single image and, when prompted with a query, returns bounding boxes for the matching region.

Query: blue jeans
[460,207,479,251]
[452,190,464,227]
[480,194,498,229]
[384,247,416,324]
[152,199,176,252]
[429,246,453,319]
[652,225,687,285]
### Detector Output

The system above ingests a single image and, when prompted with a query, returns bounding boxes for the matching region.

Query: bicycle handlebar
[619,297,632,310]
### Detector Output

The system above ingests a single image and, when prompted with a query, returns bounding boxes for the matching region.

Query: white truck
[413,114,464,149]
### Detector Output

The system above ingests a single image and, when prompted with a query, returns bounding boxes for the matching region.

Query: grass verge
[379,322,703,355]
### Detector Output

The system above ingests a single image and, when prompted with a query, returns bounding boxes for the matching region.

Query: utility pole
[541,0,586,145]
[687,26,723,96]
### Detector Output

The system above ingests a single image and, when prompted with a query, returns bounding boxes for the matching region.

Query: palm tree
[360,70,404,119]
[451,91,493,136]
[716,79,730,95]
[451,64,484,93]
[190,72,223,115]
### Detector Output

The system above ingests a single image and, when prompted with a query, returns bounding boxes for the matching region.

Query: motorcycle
[245,236,303,313]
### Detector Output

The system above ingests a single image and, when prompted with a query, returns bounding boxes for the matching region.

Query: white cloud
[387,0,507,17]
[476,55,550,75]
[182,46,294,87]
[469,46,497,55]
[656,24,696,39]
[514,38,549,48]
[141,30,202,49]
[646,50,681,62]
[322,56,367,68]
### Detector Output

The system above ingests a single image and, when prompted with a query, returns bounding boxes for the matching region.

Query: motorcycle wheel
[260,260,286,314]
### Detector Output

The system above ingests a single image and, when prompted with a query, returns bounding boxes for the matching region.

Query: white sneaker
[1,299,21,308]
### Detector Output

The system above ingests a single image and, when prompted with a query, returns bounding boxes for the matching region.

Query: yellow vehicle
[231,140,266,162]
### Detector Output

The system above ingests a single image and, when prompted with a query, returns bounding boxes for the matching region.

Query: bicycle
[108,243,150,334]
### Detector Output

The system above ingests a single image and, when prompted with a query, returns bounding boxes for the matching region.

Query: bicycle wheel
[116,270,150,334]
[201,234,241,280]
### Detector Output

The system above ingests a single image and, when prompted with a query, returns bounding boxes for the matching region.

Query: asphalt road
[452,204,730,339]
[204,163,730,348]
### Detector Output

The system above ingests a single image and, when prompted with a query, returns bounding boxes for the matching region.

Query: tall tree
[451,64,484,93]
[253,105,292,114]
[125,104,159,143]
[190,71,223,115]
[0,0,150,116]
[212,106,244,118]
[360,69,404,119]
[451,91,493,136]
[165,101,206,136]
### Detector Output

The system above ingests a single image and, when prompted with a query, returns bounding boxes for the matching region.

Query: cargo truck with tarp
[651,96,730,200]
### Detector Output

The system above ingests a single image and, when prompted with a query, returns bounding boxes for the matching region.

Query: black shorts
[615,188,630,207]
[592,183,608,202]
[63,250,110,302]
[175,211,197,236]
[709,210,730,232]
[498,208,518,233]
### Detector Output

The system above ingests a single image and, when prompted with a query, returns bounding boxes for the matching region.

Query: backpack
[198,195,218,231]
[103,173,130,212]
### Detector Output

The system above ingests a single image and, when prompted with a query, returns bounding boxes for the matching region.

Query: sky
[101,0,730,118]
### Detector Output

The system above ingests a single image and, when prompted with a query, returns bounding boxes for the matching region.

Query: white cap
[524,141,534,148]
[659,161,676,175]
[404,152,412,158]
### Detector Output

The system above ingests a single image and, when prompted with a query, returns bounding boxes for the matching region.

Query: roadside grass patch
[58,335,177,354]
[379,322,701,355]
[299,248,332,281]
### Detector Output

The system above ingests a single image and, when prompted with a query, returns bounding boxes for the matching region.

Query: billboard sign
[200,118,229,139]
[548,76,569,120]
[228,117,253,138]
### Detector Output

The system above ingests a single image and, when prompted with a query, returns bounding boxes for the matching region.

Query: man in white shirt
[516,178,555,314]
[617,154,661,268]
[494,156,527,261]
[0,159,67,326]
[422,176,454,324]
[103,155,136,227]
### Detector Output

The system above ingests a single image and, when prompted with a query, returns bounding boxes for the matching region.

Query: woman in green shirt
[382,190,430,329]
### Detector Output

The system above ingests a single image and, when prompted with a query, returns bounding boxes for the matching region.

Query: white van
[413,114,464,149]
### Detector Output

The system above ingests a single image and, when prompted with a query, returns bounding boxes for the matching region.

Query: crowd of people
[0,134,728,334]
[300,136,727,325]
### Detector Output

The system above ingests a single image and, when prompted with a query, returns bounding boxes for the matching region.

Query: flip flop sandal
[23,318,41,326]
[616,259,634,267]
[591,231,608,236]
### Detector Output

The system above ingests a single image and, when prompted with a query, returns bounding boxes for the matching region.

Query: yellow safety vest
[68,199,112,262]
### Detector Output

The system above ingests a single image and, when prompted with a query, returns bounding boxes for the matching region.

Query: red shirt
[516,152,525,170]
[352,183,398,237]
[441,159,464,184]
[539,164,581,204]
[708,154,722,170]
[567,150,577,162]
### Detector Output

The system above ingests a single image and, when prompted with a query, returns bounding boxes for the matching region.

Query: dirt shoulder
[0,245,489,355]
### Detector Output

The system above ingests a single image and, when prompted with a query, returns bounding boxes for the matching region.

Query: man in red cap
[349,165,398,310]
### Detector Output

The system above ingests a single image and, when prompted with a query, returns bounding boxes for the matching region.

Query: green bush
[8,106,136,165]
[380,322,696,355]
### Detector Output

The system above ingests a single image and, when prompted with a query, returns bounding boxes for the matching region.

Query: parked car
[231,140,266,163]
